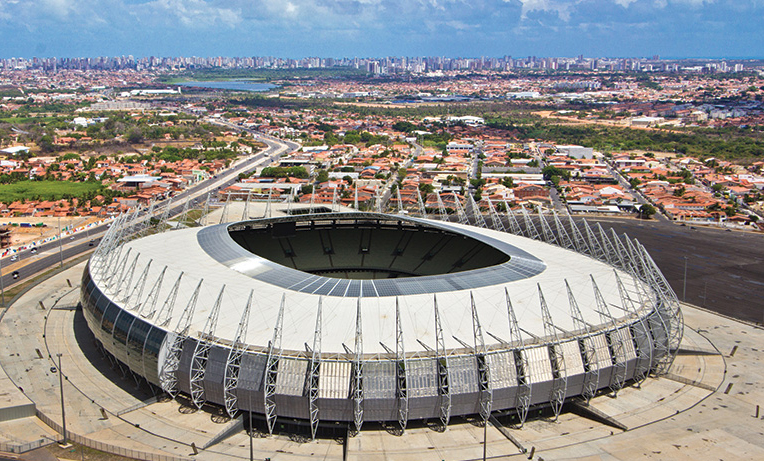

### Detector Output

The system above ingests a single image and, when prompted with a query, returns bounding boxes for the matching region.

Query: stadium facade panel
[81,211,682,435]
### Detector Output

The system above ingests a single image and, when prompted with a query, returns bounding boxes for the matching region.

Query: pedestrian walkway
[0,262,759,460]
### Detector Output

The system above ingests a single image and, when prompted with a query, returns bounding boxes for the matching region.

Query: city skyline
[3,54,755,76]
[0,0,762,59]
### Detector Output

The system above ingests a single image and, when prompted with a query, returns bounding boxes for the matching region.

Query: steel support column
[394,298,408,431]
[189,285,225,408]
[520,205,540,240]
[159,279,203,396]
[539,284,567,420]
[434,295,451,428]
[156,272,184,327]
[223,290,253,417]
[591,276,627,396]
[264,295,285,435]
[506,289,531,426]
[308,297,322,439]
[565,280,599,402]
[470,293,492,422]
[352,298,364,433]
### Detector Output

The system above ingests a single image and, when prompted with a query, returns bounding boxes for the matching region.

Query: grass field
[0,116,63,123]
[0,181,102,203]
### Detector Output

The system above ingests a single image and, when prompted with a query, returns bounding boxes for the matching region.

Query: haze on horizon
[0,0,761,60]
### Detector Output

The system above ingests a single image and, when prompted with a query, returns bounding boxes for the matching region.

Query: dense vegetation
[260,166,309,179]
[487,118,764,161]
[0,112,223,154]
[392,121,452,149]
[149,144,242,163]
[229,96,764,161]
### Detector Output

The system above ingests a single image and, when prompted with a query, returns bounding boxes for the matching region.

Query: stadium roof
[95,216,645,356]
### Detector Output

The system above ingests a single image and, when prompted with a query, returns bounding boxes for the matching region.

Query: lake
[176,81,277,92]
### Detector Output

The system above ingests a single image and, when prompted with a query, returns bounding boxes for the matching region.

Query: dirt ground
[533,110,685,133]
[1,217,101,247]
[20,442,136,461]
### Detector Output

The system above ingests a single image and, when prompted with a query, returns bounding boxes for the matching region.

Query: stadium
[79,205,683,439]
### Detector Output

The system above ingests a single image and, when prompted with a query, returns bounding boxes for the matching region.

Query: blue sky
[0,0,762,59]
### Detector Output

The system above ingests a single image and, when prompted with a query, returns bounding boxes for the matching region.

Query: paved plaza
[0,262,761,460]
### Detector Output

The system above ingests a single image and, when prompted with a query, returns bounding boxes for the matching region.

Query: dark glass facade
[79,261,669,424]
[80,264,167,387]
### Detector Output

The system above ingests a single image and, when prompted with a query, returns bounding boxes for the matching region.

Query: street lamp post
[682,256,688,302]
[57,353,67,444]
[248,392,253,461]
[0,255,5,306]
[483,418,487,461]
[57,217,64,268]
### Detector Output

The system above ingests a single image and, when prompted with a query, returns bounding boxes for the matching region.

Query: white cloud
[673,0,715,4]
[514,0,575,21]
[653,0,716,6]
[425,18,476,30]
[613,0,638,7]
[137,0,242,28]
[285,1,298,15]
[42,0,74,18]
[445,19,475,29]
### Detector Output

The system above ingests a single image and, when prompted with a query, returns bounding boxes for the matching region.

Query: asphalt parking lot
[589,218,764,324]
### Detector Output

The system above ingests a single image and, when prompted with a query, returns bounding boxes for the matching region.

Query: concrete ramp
[0,374,35,422]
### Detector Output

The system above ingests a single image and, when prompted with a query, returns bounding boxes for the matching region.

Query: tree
[639,203,657,219]
[418,183,434,195]
[392,121,419,133]
[542,165,571,181]
[39,135,55,152]
[126,128,143,144]
[316,169,330,183]
[261,166,309,179]
[501,177,515,189]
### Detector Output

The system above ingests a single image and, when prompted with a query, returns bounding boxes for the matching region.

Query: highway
[0,133,297,299]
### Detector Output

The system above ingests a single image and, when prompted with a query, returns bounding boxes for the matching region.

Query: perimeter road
[0,134,297,294]
[0,263,741,460]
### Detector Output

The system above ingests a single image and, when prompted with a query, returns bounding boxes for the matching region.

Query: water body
[176,80,277,92]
